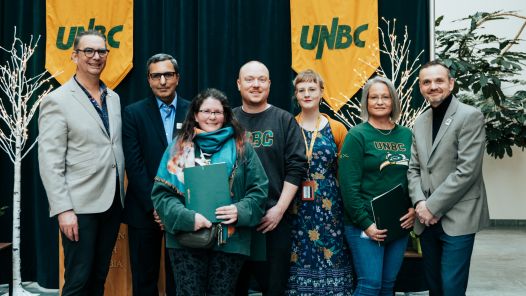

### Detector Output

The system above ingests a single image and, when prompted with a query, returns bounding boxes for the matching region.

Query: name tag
[176,122,183,129]
[301,180,316,201]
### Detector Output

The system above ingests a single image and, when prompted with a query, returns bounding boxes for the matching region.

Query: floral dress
[287,124,353,296]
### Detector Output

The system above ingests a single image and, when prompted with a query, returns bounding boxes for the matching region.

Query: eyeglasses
[243,76,269,85]
[368,96,392,103]
[199,110,224,117]
[149,72,177,81]
[75,48,110,58]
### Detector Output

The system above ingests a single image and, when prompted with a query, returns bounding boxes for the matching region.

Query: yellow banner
[45,0,133,89]
[291,0,379,111]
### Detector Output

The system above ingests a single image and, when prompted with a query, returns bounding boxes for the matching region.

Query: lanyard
[299,114,321,164]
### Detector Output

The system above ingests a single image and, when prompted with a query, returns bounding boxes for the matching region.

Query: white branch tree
[323,18,427,129]
[0,28,57,296]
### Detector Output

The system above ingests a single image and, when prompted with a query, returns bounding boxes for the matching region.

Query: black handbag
[174,224,224,249]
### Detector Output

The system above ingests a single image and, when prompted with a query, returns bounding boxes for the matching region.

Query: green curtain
[0,0,428,288]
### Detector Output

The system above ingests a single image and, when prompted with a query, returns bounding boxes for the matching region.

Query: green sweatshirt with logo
[338,122,412,230]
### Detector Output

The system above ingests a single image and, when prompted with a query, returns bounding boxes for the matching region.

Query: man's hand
[216,205,238,225]
[194,213,212,231]
[257,205,285,233]
[153,210,164,230]
[429,216,440,225]
[415,201,438,226]
[58,210,79,242]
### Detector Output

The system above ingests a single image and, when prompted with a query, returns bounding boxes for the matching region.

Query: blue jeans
[344,224,408,296]
[419,222,475,296]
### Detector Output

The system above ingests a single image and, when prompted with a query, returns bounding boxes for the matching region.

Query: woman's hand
[400,207,416,229]
[194,213,212,231]
[364,223,388,242]
[215,204,238,224]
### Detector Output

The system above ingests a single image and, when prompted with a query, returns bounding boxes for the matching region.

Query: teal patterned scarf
[155,126,236,195]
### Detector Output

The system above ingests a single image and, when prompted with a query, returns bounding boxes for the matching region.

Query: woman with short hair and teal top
[151,88,268,296]
[338,76,416,295]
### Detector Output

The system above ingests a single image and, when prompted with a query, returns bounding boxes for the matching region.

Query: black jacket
[123,96,190,228]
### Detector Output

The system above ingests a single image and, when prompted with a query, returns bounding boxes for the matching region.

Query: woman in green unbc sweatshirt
[338,77,415,295]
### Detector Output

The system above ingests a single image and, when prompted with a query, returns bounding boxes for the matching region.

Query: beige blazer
[38,78,125,217]
[407,96,490,236]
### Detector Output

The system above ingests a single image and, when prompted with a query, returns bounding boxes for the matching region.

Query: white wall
[435,0,526,219]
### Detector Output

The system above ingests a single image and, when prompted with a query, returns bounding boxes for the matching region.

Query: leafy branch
[436,11,526,158]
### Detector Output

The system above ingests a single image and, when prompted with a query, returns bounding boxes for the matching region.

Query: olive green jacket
[151,142,268,257]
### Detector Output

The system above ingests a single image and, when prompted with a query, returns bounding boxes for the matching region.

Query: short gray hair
[360,76,401,122]
[146,53,179,76]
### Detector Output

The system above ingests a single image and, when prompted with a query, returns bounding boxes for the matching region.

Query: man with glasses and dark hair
[122,53,190,295]
[38,30,124,295]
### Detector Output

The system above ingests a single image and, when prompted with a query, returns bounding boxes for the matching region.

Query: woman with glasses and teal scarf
[151,88,269,296]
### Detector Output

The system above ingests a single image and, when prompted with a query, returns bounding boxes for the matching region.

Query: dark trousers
[61,193,122,296]
[128,224,176,296]
[169,248,246,296]
[235,214,292,296]
[420,222,475,296]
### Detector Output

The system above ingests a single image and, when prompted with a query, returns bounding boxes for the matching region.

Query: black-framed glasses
[198,110,224,117]
[149,72,177,81]
[75,48,110,58]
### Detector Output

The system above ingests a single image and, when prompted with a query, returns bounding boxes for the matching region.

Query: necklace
[369,121,395,136]
[375,128,392,136]
[198,149,212,165]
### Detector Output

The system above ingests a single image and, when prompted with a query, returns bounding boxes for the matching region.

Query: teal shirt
[338,122,412,230]
[151,142,268,256]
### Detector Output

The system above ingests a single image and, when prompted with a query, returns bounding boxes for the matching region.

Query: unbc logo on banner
[46,0,133,89]
[300,17,369,59]
[56,18,123,50]
[291,0,380,111]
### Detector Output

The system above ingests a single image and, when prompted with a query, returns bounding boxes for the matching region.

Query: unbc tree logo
[300,17,369,59]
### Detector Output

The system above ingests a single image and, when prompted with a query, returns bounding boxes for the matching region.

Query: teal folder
[370,184,411,245]
[183,163,232,223]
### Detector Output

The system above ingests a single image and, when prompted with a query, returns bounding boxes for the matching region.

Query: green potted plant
[436,11,526,158]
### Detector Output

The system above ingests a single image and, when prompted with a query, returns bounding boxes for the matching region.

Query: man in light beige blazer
[408,60,490,296]
[38,30,124,296]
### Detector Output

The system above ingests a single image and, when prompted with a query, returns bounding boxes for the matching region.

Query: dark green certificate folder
[371,184,411,245]
[183,163,231,223]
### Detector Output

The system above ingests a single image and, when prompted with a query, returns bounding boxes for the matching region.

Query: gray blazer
[38,77,125,217]
[407,96,490,236]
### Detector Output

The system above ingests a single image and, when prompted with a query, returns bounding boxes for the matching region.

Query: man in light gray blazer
[408,60,489,296]
[38,30,124,296]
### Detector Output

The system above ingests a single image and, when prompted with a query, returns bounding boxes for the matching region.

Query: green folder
[183,163,232,223]
[370,184,411,245]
